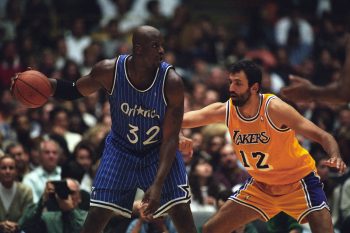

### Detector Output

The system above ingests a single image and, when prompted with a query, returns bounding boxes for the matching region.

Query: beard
[231,90,251,107]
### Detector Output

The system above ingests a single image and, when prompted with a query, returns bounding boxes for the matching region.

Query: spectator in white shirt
[23,139,62,203]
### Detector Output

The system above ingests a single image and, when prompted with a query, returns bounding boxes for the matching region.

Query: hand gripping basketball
[10,70,51,108]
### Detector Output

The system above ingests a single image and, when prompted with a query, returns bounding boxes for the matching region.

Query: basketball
[11,70,51,108]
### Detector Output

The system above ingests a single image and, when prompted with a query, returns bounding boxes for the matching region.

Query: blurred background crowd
[1,0,350,232]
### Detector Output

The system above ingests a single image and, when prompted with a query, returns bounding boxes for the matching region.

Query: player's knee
[169,203,191,218]
[82,207,115,233]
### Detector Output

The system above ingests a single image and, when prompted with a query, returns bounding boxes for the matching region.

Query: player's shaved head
[132,25,161,46]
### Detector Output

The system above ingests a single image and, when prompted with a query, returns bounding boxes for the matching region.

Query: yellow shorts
[229,171,329,223]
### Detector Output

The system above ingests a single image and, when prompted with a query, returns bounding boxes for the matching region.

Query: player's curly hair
[228,60,262,92]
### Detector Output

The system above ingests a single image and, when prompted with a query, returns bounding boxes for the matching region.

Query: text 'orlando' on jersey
[226,94,316,185]
[108,55,172,154]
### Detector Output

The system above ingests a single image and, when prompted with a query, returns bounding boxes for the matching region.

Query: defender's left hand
[324,157,347,174]
[179,135,193,155]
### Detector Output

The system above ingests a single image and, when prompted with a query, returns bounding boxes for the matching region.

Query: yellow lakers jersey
[226,94,316,185]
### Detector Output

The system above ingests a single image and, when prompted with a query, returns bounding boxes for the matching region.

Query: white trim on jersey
[162,66,172,106]
[90,199,132,218]
[230,178,270,221]
[298,171,330,223]
[301,178,312,208]
[108,56,120,95]
[124,55,160,92]
[153,177,191,218]
[225,100,230,127]
[235,94,263,122]
[265,95,290,132]
[153,196,191,218]
[297,201,329,223]
[228,197,270,221]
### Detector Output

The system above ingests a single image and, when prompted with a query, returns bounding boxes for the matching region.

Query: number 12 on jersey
[239,150,273,171]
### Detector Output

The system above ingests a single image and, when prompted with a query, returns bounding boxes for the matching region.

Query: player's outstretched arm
[268,97,347,174]
[49,59,116,100]
[182,102,227,128]
[280,75,323,102]
[281,33,350,103]
[142,69,184,216]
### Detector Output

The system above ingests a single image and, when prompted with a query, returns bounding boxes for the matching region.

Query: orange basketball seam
[17,77,49,99]
[14,85,39,107]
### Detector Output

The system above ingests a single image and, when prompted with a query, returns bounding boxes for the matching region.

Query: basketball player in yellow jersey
[182,60,347,233]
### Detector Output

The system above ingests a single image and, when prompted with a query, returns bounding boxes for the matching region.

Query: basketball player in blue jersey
[45,25,197,233]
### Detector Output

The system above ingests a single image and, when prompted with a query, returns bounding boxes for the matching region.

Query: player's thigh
[306,208,333,233]
[202,200,261,233]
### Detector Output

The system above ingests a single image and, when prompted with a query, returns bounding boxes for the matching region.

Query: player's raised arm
[314,33,350,102]
[268,97,347,174]
[182,102,227,128]
[49,59,116,99]
[281,33,350,103]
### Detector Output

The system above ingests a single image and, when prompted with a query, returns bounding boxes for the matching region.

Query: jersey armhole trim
[265,96,290,132]
[107,56,120,95]
[162,66,173,106]
[225,100,230,127]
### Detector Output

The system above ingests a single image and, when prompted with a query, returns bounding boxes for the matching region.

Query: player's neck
[237,94,261,118]
[129,55,157,72]
[127,56,157,89]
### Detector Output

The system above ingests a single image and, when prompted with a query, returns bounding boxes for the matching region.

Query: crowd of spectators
[1,0,350,232]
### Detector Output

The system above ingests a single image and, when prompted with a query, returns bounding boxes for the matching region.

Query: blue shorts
[90,141,191,218]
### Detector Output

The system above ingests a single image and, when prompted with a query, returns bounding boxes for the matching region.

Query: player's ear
[134,44,142,54]
[251,83,259,93]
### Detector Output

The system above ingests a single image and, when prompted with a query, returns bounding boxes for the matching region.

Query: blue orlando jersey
[108,55,172,154]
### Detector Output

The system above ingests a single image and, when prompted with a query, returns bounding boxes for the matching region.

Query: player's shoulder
[94,58,117,71]
[265,94,292,115]
[166,66,180,78]
[165,67,183,87]
[90,58,117,81]
[163,68,184,103]
[265,94,286,107]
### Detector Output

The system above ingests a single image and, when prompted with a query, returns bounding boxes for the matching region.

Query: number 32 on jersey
[127,123,160,145]
[239,150,273,171]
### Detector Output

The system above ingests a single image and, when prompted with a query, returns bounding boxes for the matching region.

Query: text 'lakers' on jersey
[226,94,316,185]
[108,55,172,155]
